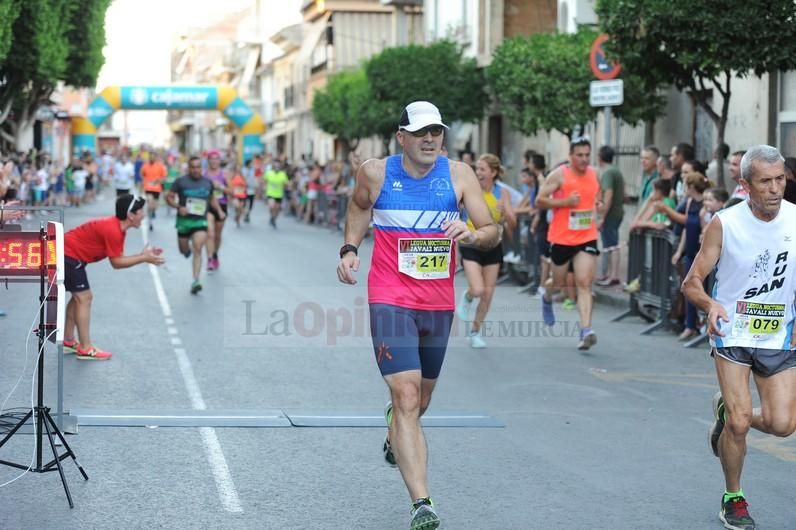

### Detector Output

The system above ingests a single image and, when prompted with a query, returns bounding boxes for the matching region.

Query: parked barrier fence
[612,228,678,335]
[501,213,539,291]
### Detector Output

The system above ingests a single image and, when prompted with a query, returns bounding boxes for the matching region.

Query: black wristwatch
[339,244,358,259]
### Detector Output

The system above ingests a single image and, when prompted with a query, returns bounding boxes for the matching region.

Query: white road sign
[590,79,624,107]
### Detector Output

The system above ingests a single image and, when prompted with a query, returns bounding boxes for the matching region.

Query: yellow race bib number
[732,301,785,340]
[398,238,452,280]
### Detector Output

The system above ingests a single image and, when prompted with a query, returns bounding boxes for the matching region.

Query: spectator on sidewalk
[706,142,731,190]
[657,153,675,182]
[699,187,729,234]
[529,154,551,295]
[670,172,712,341]
[638,145,660,204]
[630,179,676,232]
[669,142,695,203]
[728,150,748,200]
[596,146,625,287]
[782,156,796,204]
[631,145,661,231]
[654,159,709,229]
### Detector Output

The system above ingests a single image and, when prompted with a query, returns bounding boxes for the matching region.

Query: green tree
[312,69,378,155]
[365,40,488,153]
[486,27,666,139]
[596,0,796,183]
[0,0,111,149]
[0,0,20,65]
[63,0,112,88]
[0,0,68,146]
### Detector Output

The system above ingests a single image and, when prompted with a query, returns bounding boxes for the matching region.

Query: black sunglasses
[403,126,444,138]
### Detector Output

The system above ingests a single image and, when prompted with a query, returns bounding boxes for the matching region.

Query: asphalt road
[0,193,794,529]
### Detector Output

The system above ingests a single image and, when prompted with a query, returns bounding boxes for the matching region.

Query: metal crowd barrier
[612,228,678,335]
[312,188,349,230]
[335,192,349,231]
[499,213,539,291]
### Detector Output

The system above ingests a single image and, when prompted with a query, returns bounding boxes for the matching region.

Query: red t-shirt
[64,216,126,263]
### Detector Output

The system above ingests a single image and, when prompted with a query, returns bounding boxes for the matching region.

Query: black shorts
[210,202,228,220]
[536,225,550,258]
[712,347,796,377]
[116,188,129,197]
[267,196,283,203]
[459,243,503,266]
[550,240,600,266]
[64,257,89,292]
[146,191,160,200]
[177,226,208,239]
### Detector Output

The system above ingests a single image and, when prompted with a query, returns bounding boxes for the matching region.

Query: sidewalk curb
[592,287,630,310]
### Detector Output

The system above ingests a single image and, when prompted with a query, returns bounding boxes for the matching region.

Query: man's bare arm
[343,159,381,249]
[534,169,573,209]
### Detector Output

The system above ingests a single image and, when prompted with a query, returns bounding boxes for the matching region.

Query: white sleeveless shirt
[711,200,796,350]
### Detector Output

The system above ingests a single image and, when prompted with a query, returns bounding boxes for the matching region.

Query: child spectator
[630,178,677,232]
[700,187,729,233]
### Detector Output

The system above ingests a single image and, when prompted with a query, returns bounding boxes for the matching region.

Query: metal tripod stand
[0,225,88,508]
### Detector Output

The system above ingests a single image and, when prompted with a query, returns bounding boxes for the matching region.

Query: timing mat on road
[68,409,504,429]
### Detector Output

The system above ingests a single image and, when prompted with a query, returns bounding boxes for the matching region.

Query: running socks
[724,490,744,503]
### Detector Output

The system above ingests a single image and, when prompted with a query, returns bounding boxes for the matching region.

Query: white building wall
[425,0,478,56]
[718,74,771,152]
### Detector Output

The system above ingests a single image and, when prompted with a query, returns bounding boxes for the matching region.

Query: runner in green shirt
[264,160,289,228]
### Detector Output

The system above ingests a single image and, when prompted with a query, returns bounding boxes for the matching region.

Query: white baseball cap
[398,101,449,132]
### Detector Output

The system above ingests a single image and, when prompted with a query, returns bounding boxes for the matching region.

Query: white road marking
[200,427,243,512]
[173,348,206,411]
[167,326,178,335]
[145,257,242,513]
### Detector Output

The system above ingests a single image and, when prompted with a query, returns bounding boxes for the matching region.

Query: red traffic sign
[590,34,622,80]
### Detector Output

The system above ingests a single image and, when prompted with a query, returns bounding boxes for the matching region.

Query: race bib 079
[569,209,593,230]
[731,301,785,340]
[397,238,452,280]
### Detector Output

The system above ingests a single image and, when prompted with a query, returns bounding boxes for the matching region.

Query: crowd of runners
[4,98,793,529]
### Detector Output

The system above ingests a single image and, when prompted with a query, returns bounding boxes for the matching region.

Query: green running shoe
[383,401,397,467]
[410,498,440,530]
[190,280,202,295]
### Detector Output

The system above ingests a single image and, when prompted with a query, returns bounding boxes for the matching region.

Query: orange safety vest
[547,164,600,246]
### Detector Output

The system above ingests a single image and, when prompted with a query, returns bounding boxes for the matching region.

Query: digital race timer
[0,221,64,342]
[0,232,57,274]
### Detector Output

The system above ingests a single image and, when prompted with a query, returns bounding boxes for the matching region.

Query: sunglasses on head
[403,125,444,138]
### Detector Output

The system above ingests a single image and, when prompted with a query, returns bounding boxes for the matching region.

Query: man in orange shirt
[141,152,167,230]
[535,137,603,350]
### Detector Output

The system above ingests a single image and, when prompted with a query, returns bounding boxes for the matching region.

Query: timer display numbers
[0,232,57,275]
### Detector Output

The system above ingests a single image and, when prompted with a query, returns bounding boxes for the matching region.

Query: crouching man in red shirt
[62,194,165,360]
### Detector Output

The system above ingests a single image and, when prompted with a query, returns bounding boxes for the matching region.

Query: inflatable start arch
[71,85,265,160]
